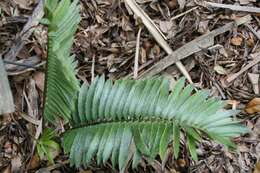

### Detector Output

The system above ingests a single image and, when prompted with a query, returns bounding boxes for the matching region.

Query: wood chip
[231,36,243,46]
[248,73,259,94]
[245,98,260,114]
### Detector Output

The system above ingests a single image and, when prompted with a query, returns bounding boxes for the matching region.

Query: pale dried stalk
[134,27,142,79]
[205,1,260,13]
[124,0,193,83]
[91,55,95,82]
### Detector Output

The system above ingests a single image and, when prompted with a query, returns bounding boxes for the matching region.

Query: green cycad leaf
[63,76,248,172]
[43,0,81,123]
[187,133,198,161]
[173,123,180,159]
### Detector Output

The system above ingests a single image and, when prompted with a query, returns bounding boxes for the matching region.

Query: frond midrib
[70,116,203,132]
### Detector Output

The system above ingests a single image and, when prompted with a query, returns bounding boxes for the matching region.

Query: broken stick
[139,15,252,78]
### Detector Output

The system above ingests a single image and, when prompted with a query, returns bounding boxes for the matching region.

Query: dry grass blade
[124,0,193,83]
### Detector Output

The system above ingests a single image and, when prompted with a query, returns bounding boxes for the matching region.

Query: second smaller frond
[43,0,81,123]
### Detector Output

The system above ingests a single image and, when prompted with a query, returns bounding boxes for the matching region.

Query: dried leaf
[198,20,209,34]
[33,72,45,92]
[143,39,153,51]
[12,0,33,10]
[4,141,12,154]
[11,156,22,172]
[231,36,243,46]
[177,0,186,10]
[247,37,255,47]
[245,98,260,114]
[177,158,186,167]
[28,154,40,170]
[219,47,228,58]
[121,16,133,31]
[96,15,105,24]
[158,20,176,38]
[152,45,161,56]
[170,169,178,173]
[2,166,11,173]
[239,0,250,5]
[254,162,260,173]
[248,73,259,94]
[214,65,227,75]
[237,144,249,152]
[167,0,178,9]
[140,47,147,64]
[159,21,171,33]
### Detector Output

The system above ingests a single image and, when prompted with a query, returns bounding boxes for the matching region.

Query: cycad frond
[43,0,81,123]
[64,76,248,171]
[43,0,247,171]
